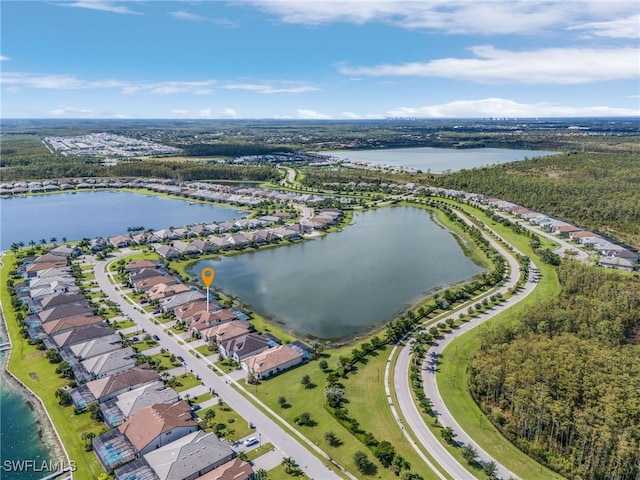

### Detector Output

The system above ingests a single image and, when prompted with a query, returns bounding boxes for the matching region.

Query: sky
[1,0,639,119]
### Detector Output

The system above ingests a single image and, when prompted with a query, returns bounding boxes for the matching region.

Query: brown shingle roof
[86,365,160,400]
[244,345,302,375]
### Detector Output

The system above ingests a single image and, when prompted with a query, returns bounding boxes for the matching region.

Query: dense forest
[469,261,640,480]
[434,152,640,249]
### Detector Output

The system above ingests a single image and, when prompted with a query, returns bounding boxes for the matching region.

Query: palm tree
[281,457,296,474]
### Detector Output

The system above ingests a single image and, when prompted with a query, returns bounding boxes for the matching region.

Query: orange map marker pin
[201,267,215,287]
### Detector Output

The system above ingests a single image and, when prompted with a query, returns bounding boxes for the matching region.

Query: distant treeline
[176,143,295,157]
[1,159,278,182]
[470,261,640,480]
[433,152,640,249]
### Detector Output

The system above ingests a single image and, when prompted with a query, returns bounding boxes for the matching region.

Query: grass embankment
[246,342,445,480]
[1,253,105,479]
[434,201,565,479]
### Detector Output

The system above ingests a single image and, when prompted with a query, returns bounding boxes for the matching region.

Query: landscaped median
[432,202,565,479]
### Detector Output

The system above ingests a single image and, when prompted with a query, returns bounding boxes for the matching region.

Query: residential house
[143,430,234,480]
[219,333,270,362]
[125,259,160,273]
[196,458,253,480]
[43,315,105,336]
[188,309,238,333]
[200,320,250,344]
[39,302,93,323]
[130,268,166,284]
[51,324,115,349]
[154,245,179,259]
[83,365,161,404]
[147,283,191,301]
[190,239,216,253]
[159,291,206,312]
[243,344,303,379]
[118,401,198,455]
[115,381,180,420]
[76,347,137,383]
[39,292,86,311]
[110,235,132,248]
[134,275,179,293]
[66,332,122,360]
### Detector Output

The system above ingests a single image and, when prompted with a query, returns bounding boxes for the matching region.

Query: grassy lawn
[245,442,274,461]
[150,351,183,371]
[247,355,442,480]
[171,373,201,392]
[196,402,253,442]
[189,391,214,404]
[1,253,106,479]
[111,319,136,330]
[195,344,217,357]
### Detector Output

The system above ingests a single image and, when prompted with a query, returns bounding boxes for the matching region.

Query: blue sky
[1,0,639,119]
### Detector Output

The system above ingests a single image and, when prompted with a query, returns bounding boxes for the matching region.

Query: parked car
[243,437,259,447]
[153,335,160,341]
[177,356,185,363]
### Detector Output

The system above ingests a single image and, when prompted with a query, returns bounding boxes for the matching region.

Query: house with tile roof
[243,344,303,379]
[118,401,198,455]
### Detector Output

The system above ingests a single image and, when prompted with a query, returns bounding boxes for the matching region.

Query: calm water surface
[1,352,57,480]
[320,147,557,173]
[0,191,244,250]
[190,206,485,339]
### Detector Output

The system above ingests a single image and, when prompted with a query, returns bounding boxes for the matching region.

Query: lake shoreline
[0,302,67,471]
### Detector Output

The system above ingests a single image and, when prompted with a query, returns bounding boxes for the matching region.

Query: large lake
[320,147,557,173]
[0,191,244,250]
[189,206,485,339]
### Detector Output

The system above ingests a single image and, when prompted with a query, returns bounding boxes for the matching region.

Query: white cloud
[171,107,239,118]
[60,1,143,15]
[0,56,9,62]
[338,45,640,84]
[568,14,640,39]
[296,109,332,119]
[169,10,238,27]
[224,83,319,94]
[387,97,640,118]
[49,106,96,117]
[250,1,639,37]
[170,10,207,22]
[1,72,217,95]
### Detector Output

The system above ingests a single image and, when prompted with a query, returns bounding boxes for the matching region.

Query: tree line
[469,261,640,480]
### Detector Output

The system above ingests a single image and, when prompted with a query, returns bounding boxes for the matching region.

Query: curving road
[391,207,539,480]
[92,251,346,480]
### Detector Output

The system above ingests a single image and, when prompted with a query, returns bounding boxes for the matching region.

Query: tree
[440,426,456,445]
[46,348,62,364]
[81,431,95,451]
[295,412,313,426]
[354,451,376,475]
[55,388,72,406]
[278,396,288,408]
[254,469,268,480]
[461,444,478,464]
[281,457,297,474]
[319,359,329,371]
[301,374,313,388]
[483,460,498,479]
[324,431,340,447]
[373,440,396,468]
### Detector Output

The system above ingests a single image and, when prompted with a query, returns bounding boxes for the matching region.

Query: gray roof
[68,333,123,361]
[160,291,206,311]
[80,347,137,378]
[143,430,233,480]
[51,324,115,348]
[116,381,179,419]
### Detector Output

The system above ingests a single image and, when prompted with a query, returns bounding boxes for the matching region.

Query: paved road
[92,251,345,480]
[391,208,538,480]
